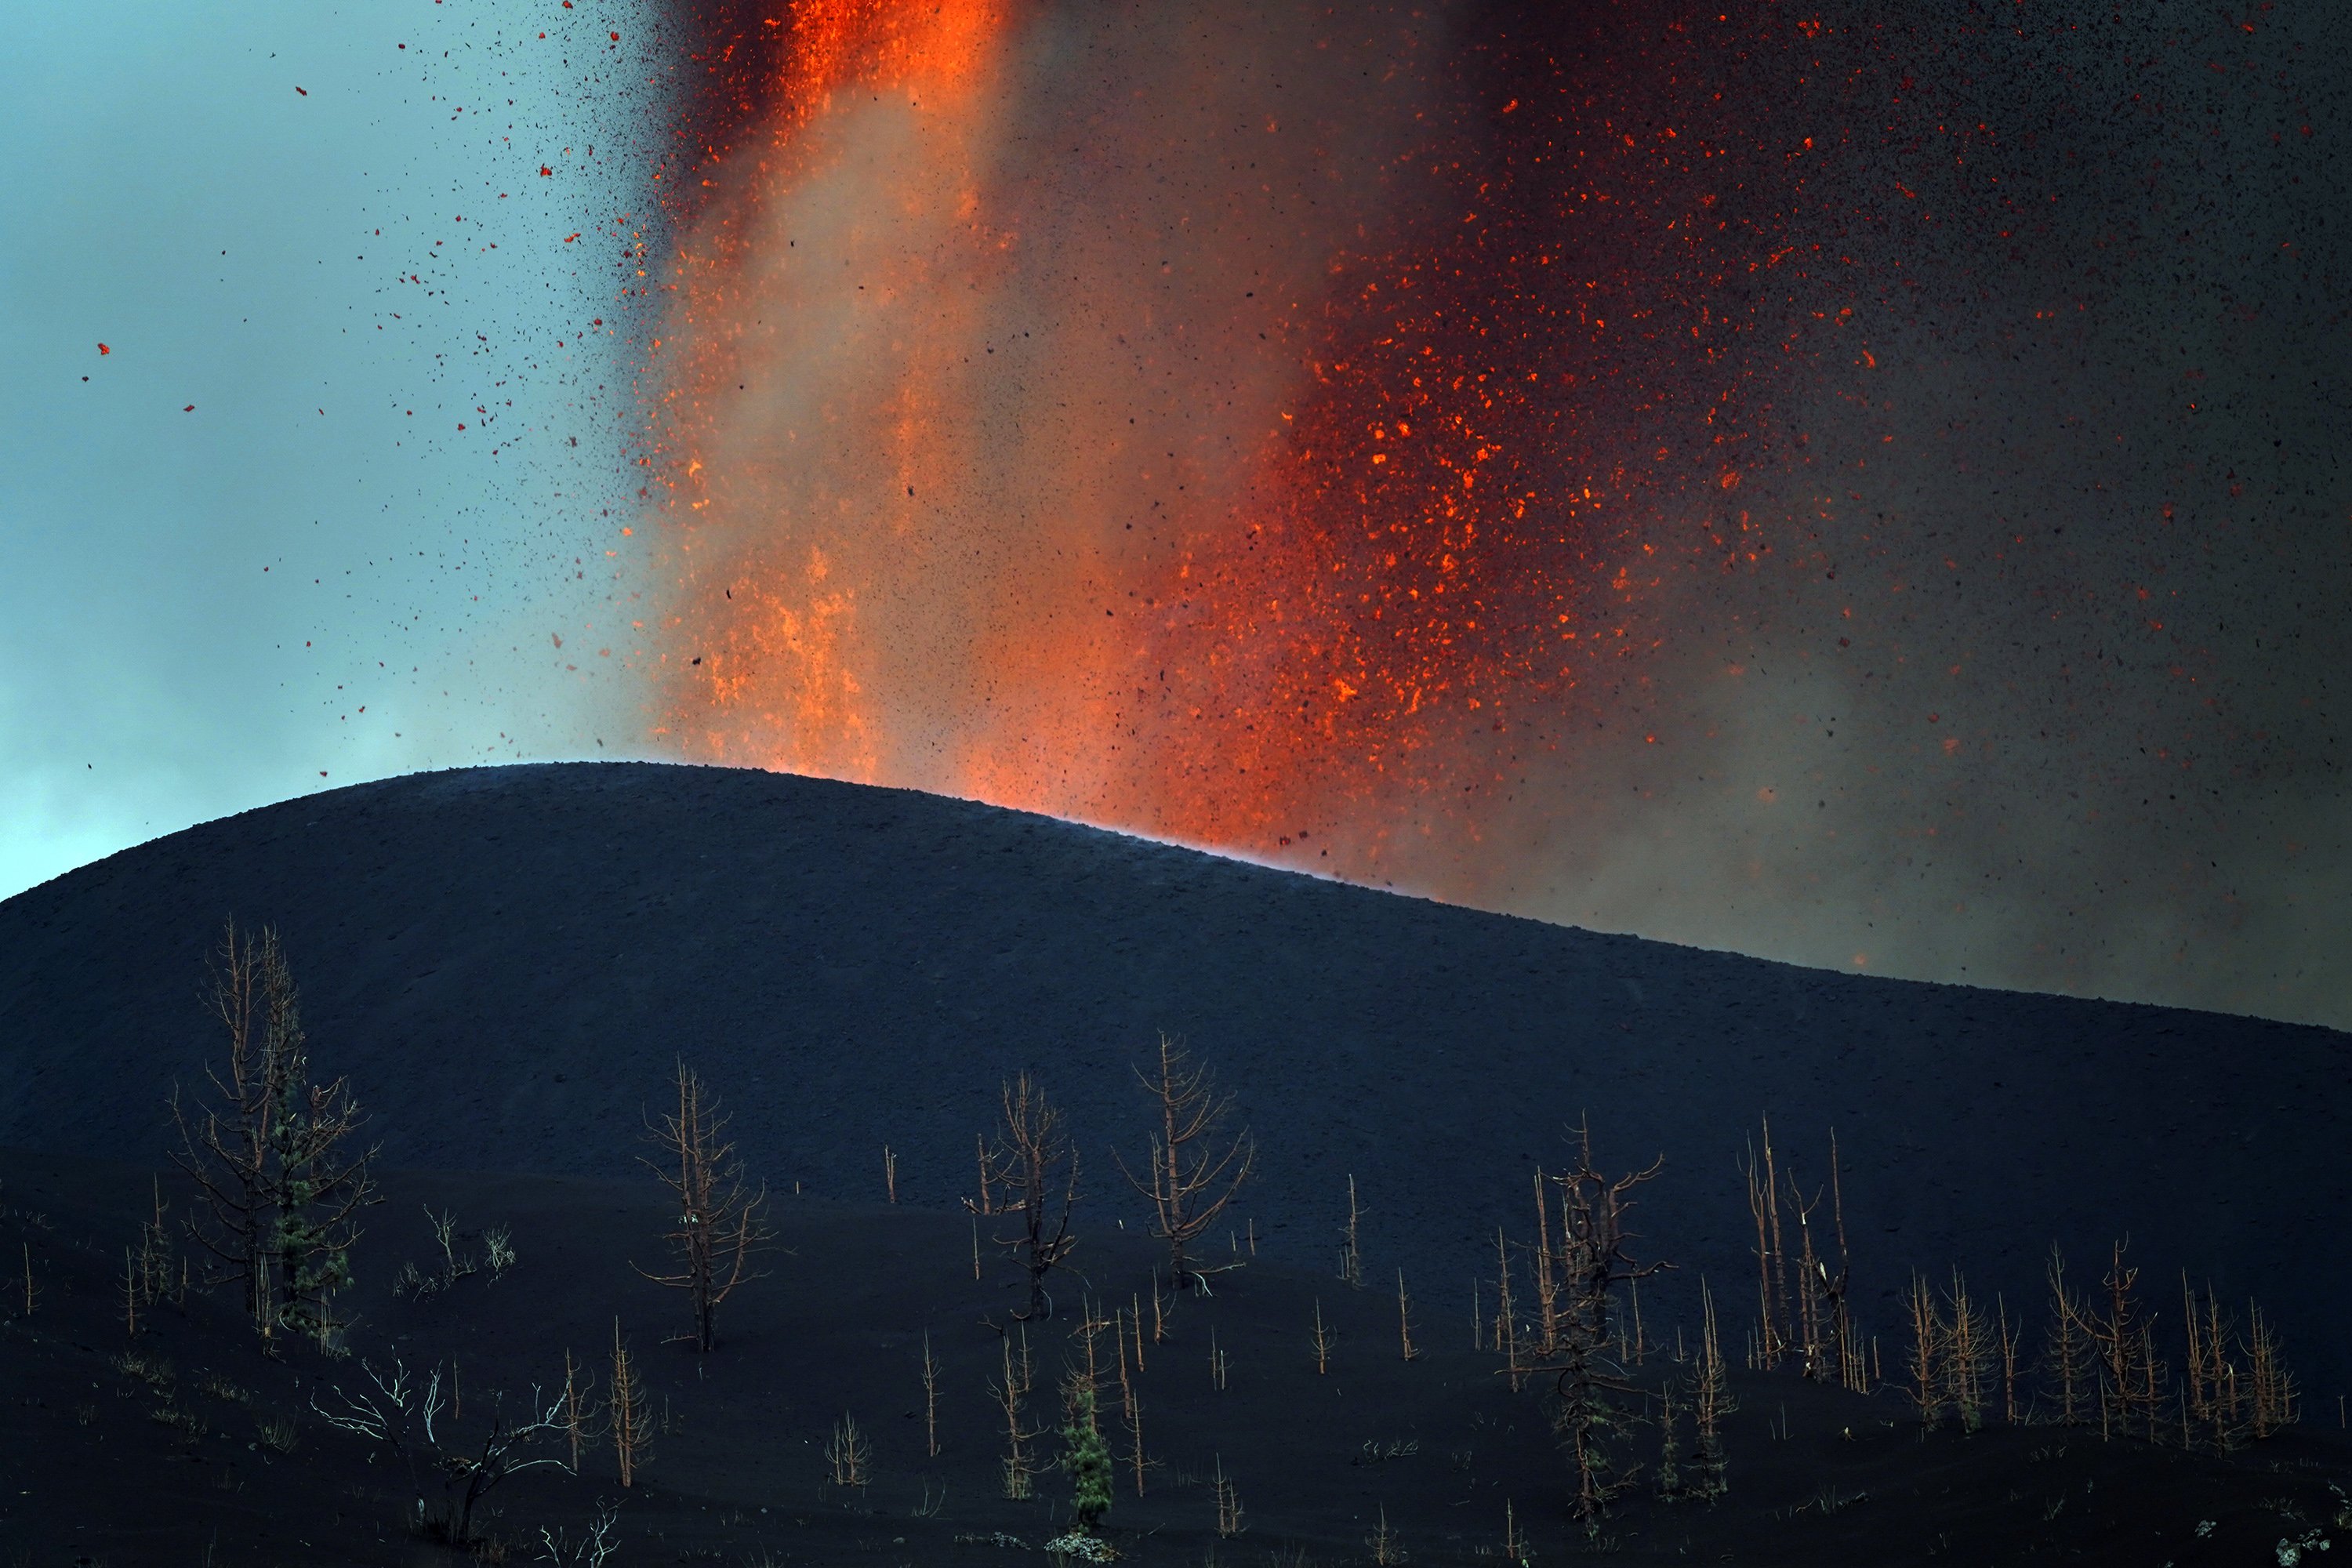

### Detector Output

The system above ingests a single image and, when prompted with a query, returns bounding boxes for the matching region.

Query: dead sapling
[1338,1174,1367,1289]
[635,1060,772,1352]
[310,1351,572,1543]
[2042,1244,2093,1427]
[921,1329,943,1458]
[1115,1304,1150,1496]
[967,1073,1079,1321]
[309,1354,446,1501]
[2245,1299,2298,1438]
[1396,1269,1419,1362]
[1904,1270,1945,1428]
[1115,1033,1255,1296]
[1213,1454,1244,1537]
[1735,1120,1860,1388]
[2181,1275,2242,1453]
[1690,1277,1736,1499]
[608,1316,650,1487]
[169,918,379,1345]
[990,1325,1041,1499]
[2079,1238,2167,1441]
[1941,1269,1991,1432]
[561,1346,599,1472]
[130,1176,180,1321]
[1820,1130,1863,1391]
[824,1412,873,1494]
[1504,1498,1533,1562]
[1493,1226,1523,1392]
[539,1498,622,1568]
[1737,1118,1793,1374]
[1996,1293,2021,1425]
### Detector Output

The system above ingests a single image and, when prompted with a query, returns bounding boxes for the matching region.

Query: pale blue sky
[1,0,655,898]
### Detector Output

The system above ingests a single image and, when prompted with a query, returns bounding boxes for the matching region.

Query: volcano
[2,762,2343,1382]
[2,761,2347,1563]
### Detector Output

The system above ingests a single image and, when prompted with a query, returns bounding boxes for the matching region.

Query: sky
[6,1,2350,1032]
[0,0,652,895]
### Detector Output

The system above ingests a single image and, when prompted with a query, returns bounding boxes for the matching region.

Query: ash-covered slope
[2,762,2343,1391]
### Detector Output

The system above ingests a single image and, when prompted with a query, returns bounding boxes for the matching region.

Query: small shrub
[151,1403,205,1439]
[200,1373,252,1405]
[538,1499,620,1566]
[823,1413,871,1493]
[1061,1387,1113,1533]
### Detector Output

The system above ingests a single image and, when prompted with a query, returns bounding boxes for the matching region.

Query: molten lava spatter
[652,0,1016,784]
[649,3,1813,876]
[635,2,2352,1033]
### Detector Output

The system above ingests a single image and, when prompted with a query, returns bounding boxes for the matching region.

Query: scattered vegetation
[15,921,2332,1563]
[394,1204,515,1302]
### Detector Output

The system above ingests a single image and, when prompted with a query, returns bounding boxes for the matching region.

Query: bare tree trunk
[969,1074,1078,1320]
[1116,1035,1254,1290]
[636,1062,771,1352]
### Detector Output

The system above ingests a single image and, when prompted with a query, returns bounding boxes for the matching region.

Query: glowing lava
[650,3,1820,881]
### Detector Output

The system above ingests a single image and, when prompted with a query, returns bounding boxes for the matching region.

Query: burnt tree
[969,1073,1079,1320]
[1516,1123,1671,1528]
[1116,1033,1254,1290]
[637,1061,771,1352]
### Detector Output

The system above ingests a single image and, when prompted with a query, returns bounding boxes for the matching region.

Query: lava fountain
[639,1,2352,1029]
[646,1,1811,885]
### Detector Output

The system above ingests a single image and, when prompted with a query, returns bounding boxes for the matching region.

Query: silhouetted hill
[2,762,2343,1396]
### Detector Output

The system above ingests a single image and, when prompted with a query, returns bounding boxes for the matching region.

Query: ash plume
[641,0,2352,1028]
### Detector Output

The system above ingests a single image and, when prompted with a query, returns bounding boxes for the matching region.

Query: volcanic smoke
[643,1,2352,1029]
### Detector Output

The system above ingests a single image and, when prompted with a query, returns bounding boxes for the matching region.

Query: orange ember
[648,5,1806,887]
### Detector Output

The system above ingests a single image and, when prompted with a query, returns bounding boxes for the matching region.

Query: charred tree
[636,1061,771,1352]
[2082,1239,2167,1440]
[2042,1244,2093,1425]
[969,1073,1079,1320]
[1115,1034,1254,1291]
[1513,1123,1671,1529]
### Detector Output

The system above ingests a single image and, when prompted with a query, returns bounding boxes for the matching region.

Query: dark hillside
[1,762,2343,1395]
[2,1147,2345,1566]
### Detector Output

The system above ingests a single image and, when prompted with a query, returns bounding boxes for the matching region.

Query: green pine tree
[1062,1386,1114,1533]
[1656,1385,1684,1501]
